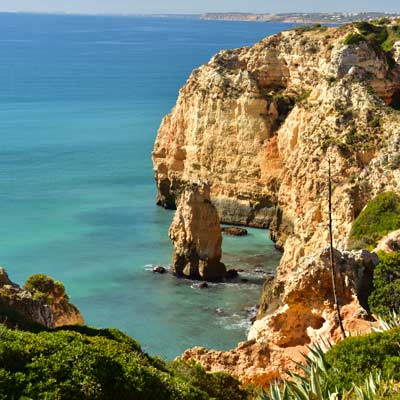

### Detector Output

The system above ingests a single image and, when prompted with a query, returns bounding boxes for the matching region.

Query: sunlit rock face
[169,183,226,281]
[154,22,400,385]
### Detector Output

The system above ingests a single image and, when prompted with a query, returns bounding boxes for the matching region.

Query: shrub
[344,33,366,45]
[169,360,249,400]
[369,252,400,319]
[325,327,400,391]
[349,192,400,250]
[24,274,56,293]
[0,325,247,400]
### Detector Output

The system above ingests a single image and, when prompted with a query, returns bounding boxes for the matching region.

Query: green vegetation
[325,327,400,390]
[344,33,366,45]
[24,273,68,304]
[261,328,400,399]
[0,324,248,400]
[343,21,400,67]
[369,252,400,319]
[294,24,327,33]
[349,192,400,250]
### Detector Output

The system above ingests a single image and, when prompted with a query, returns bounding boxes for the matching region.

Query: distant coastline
[1,11,400,24]
[200,12,400,24]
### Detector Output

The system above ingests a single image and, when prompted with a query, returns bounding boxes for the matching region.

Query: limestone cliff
[169,183,226,281]
[0,268,83,328]
[153,22,400,384]
[183,248,378,385]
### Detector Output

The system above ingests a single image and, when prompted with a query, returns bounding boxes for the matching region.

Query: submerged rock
[169,183,226,281]
[222,227,248,236]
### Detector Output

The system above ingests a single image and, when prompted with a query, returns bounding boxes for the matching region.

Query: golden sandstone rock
[153,23,400,385]
[169,183,226,281]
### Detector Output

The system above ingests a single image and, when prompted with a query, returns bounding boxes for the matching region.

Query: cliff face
[183,248,379,385]
[0,268,83,328]
[153,22,400,384]
[153,24,400,228]
[169,183,226,281]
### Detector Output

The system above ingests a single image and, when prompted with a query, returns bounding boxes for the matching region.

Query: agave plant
[372,311,400,332]
[258,339,399,400]
[260,341,339,400]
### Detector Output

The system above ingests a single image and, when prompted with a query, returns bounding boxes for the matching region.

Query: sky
[0,0,399,15]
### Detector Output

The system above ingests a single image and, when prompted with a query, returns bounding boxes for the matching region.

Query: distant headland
[199,12,400,24]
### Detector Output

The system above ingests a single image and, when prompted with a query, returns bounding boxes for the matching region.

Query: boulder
[222,227,248,236]
[153,266,167,274]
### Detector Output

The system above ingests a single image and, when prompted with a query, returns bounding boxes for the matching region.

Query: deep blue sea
[0,13,287,358]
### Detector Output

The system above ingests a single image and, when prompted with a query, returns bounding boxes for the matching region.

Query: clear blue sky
[0,0,399,14]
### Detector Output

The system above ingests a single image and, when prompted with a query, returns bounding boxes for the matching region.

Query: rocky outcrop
[154,22,400,385]
[183,248,379,385]
[221,226,248,236]
[169,183,226,281]
[0,268,83,328]
[374,229,400,253]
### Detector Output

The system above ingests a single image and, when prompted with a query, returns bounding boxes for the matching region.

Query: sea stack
[169,183,226,281]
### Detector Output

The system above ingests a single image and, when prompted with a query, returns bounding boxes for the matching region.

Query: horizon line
[1,10,400,17]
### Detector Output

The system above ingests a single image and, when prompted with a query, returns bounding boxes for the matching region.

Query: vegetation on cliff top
[0,324,248,400]
[262,327,400,400]
[24,273,68,304]
[343,21,400,67]
[349,191,400,250]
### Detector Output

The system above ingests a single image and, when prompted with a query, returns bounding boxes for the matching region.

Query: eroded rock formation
[169,183,226,281]
[153,22,400,384]
[183,248,379,386]
[0,268,83,328]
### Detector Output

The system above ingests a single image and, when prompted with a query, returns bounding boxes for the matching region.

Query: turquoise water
[0,14,286,359]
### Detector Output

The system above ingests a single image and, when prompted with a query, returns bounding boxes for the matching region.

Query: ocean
[0,13,288,358]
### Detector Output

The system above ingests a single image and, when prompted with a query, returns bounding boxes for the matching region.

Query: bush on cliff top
[325,327,400,391]
[24,273,68,304]
[0,325,248,400]
[349,191,400,250]
[368,251,400,319]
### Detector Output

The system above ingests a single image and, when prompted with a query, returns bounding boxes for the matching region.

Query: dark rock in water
[199,282,209,289]
[240,278,249,283]
[225,269,239,279]
[237,268,245,272]
[222,226,248,236]
[153,266,167,274]
[254,268,265,273]
[215,307,225,315]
